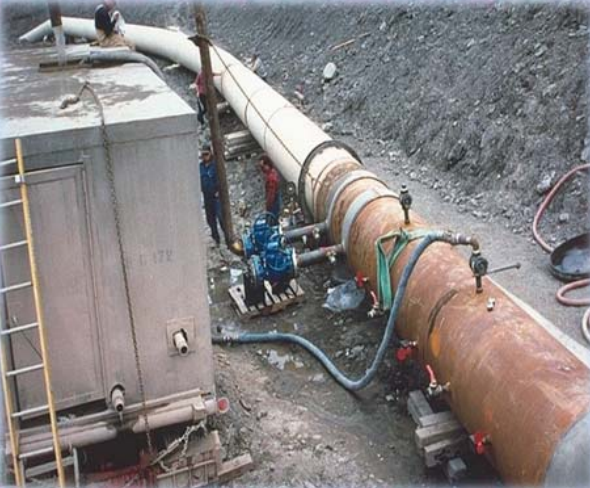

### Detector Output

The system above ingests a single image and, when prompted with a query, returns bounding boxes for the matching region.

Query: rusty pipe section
[20,19,590,486]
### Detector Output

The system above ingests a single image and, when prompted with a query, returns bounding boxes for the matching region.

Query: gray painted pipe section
[87,50,164,79]
[544,411,590,487]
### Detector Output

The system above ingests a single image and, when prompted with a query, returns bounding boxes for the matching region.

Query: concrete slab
[0,45,195,145]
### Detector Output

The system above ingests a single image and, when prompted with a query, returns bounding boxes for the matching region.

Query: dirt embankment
[4,2,588,247]
[203,2,589,244]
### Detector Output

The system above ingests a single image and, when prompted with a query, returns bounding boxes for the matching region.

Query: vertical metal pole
[193,4,237,250]
[15,139,66,488]
[47,2,66,66]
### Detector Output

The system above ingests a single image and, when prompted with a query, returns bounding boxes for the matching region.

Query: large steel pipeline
[20,19,590,486]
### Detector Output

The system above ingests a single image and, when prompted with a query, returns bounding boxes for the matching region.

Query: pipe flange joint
[341,188,398,253]
[324,170,387,240]
[298,140,363,222]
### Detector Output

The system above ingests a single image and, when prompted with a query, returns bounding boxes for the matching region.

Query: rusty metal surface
[312,159,360,219]
[316,170,590,485]
[327,177,391,244]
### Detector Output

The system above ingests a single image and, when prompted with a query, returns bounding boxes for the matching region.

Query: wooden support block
[423,436,465,468]
[408,390,433,424]
[418,410,456,428]
[218,453,254,483]
[415,420,464,448]
[444,457,467,482]
[228,280,304,319]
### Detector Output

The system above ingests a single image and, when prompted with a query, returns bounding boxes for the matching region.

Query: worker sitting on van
[95,0,134,49]
[259,154,281,222]
[200,144,225,246]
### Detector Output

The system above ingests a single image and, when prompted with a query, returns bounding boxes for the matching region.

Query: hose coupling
[425,364,450,398]
[469,249,488,294]
[400,184,413,225]
[367,290,383,318]
[446,232,480,251]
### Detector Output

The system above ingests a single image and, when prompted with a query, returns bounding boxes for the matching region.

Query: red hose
[556,278,590,307]
[583,308,590,344]
[532,164,589,253]
[425,364,436,385]
[531,164,590,343]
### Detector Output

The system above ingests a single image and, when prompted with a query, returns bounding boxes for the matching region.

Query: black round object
[549,233,590,282]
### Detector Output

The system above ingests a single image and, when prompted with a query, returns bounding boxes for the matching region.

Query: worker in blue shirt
[199,144,225,246]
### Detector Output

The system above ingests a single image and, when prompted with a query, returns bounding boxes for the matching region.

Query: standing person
[195,71,207,126]
[259,154,281,222]
[94,0,134,49]
[194,70,221,126]
[200,144,225,246]
[248,52,268,81]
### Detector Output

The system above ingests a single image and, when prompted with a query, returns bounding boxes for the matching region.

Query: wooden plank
[228,281,305,319]
[418,411,456,428]
[423,436,465,468]
[415,420,464,448]
[217,453,254,484]
[408,390,433,423]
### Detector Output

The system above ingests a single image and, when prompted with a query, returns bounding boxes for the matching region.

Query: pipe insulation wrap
[19,18,590,486]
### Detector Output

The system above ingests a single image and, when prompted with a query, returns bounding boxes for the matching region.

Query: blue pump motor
[244,231,298,305]
[242,215,280,259]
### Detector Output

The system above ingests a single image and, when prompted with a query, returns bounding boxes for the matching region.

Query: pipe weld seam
[325,170,387,233]
[341,188,399,252]
[298,140,363,220]
[262,105,299,152]
[243,85,276,128]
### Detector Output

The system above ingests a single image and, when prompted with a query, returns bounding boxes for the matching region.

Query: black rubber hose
[213,230,450,391]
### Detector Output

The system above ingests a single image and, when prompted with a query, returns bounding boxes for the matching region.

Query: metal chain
[78,81,154,456]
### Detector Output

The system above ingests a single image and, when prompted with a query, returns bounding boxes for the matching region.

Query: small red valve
[396,346,414,362]
[472,431,490,455]
[355,271,367,288]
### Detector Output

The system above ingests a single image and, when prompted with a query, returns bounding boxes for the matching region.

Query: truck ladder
[0,139,65,487]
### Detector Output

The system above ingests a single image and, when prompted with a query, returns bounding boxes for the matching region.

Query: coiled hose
[532,164,590,343]
[213,230,459,391]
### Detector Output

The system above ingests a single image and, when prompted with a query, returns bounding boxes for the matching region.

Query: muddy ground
[2,1,589,486]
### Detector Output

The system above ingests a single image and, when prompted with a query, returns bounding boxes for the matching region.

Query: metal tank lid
[0,44,195,163]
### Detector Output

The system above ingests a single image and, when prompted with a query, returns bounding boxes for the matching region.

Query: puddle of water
[266,349,305,371]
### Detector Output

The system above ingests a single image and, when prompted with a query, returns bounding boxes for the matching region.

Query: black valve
[400,184,412,225]
[469,249,488,294]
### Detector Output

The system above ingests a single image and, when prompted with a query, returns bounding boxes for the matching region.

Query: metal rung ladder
[0,139,65,487]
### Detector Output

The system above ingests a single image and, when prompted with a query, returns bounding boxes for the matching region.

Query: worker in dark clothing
[94,0,134,49]
[199,144,225,246]
[259,154,281,222]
